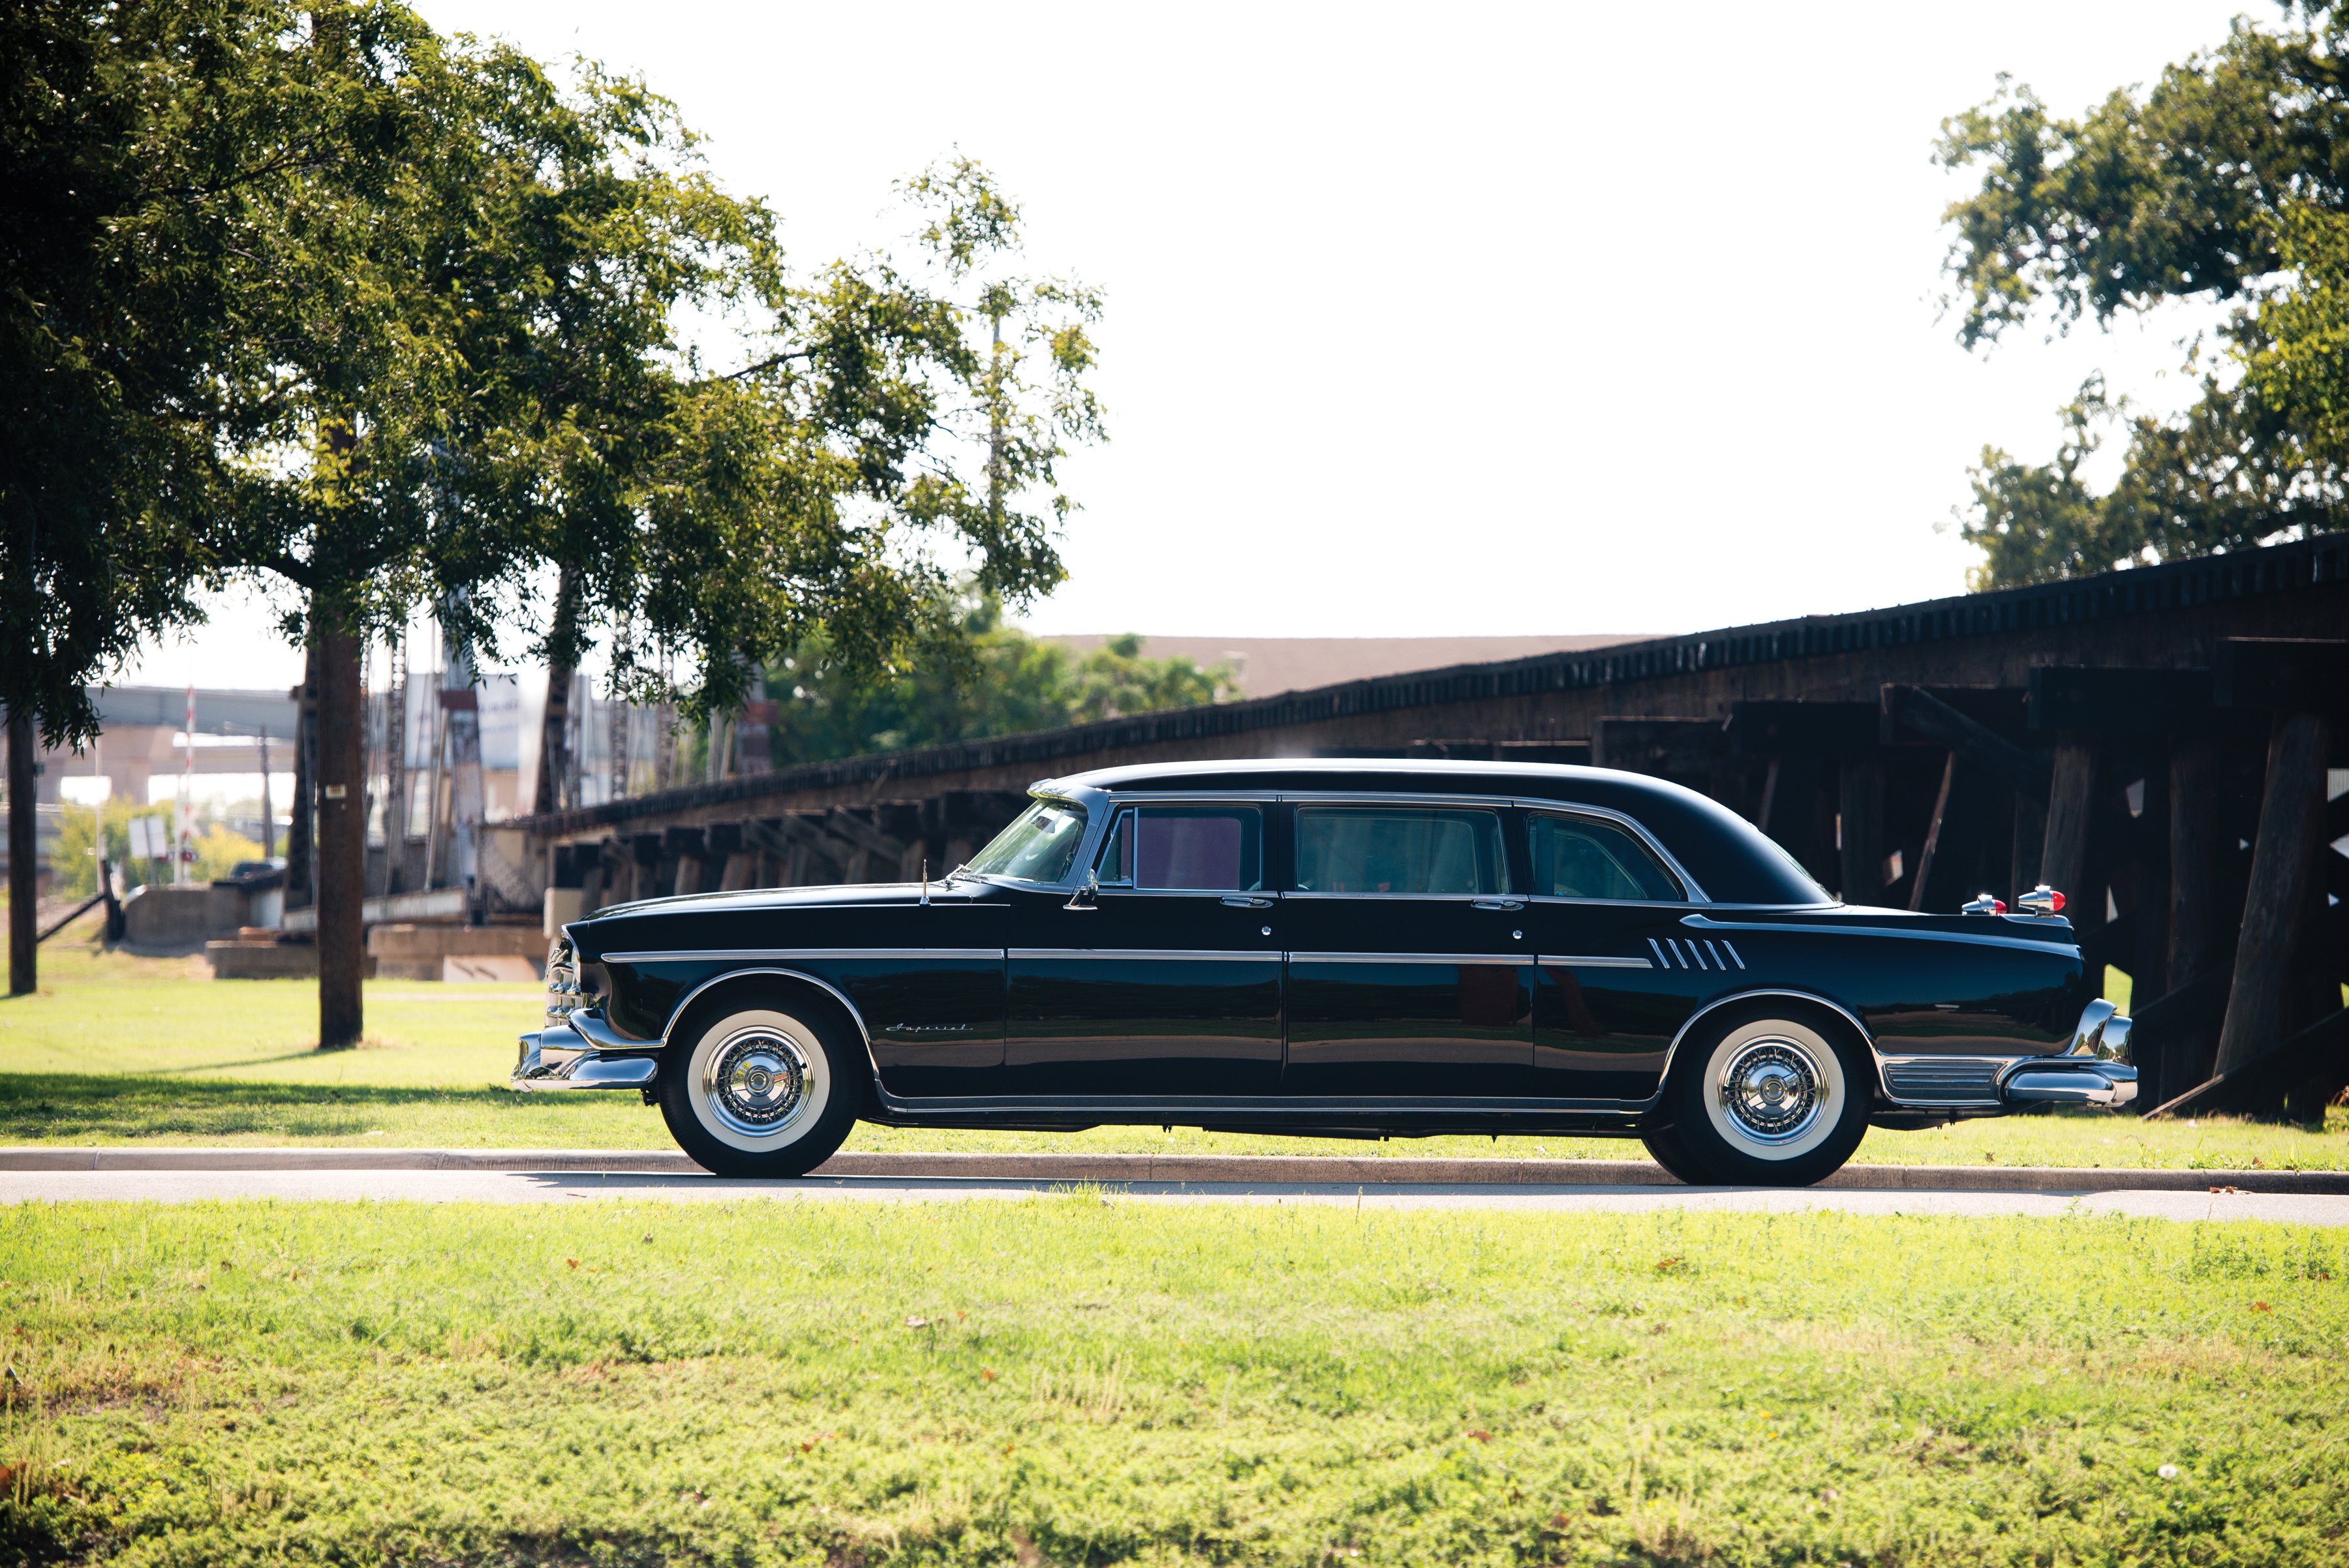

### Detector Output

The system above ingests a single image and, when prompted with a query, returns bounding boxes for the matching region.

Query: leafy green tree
[1937,8,2349,587]
[763,592,1235,767]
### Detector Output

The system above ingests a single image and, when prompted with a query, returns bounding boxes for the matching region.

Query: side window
[1293,807,1511,896]
[1098,805,1263,891]
[1527,812,1684,901]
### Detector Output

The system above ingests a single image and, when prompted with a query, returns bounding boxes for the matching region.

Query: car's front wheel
[1653,1006,1871,1186]
[656,992,863,1177]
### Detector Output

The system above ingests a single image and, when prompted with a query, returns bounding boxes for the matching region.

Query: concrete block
[206,941,318,980]
[365,923,545,962]
[442,955,540,983]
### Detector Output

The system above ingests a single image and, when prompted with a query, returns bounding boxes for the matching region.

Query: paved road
[4,1170,2344,1223]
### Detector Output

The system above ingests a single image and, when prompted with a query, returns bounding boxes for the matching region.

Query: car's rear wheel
[1656,1006,1871,1187]
[657,992,862,1177]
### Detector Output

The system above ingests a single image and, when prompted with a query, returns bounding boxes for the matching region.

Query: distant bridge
[508,532,2349,1117]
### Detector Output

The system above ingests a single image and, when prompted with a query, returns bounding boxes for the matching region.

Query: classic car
[512,759,2136,1185]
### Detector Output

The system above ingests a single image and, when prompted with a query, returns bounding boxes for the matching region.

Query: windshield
[963,797,1091,884]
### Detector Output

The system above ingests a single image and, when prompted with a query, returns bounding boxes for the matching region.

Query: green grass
[5,925,2345,1167]
[4,1200,2345,1565]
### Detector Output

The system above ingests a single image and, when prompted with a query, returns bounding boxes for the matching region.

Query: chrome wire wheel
[1698,1017,1845,1163]
[686,1010,832,1152]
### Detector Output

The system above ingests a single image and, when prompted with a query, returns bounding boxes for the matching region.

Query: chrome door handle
[1471,899,1524,912]
[1221,895,1273,908]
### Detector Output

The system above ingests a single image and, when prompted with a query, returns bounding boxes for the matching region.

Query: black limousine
[513,760,2136,1186]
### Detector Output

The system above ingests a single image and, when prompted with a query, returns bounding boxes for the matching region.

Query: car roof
[1034,758,1830,906]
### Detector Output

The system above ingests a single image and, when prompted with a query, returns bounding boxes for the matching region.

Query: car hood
[577,880,991,922]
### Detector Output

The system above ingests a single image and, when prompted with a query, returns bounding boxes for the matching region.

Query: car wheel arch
[658,968,883,1097]
[1657,989,1885,1104]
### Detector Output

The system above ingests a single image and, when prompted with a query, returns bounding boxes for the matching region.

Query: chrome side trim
[1287,951,1529,966]
[1676,914,2079,958]
[604,947,1002,963]
[1280,892,1524,904]
[1008,949,1280,962]
[1539,954,1652,969]
[1875,1053,2014,1109]
[868,1090,1647,1117]
[1651,988,1884,1108]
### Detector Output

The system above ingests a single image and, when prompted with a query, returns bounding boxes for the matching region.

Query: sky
[119,0,2257,690]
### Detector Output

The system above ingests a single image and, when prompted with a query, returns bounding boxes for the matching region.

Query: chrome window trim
[1009,948,1280,962]
[1517,802,1708,903]
[957,788,1109,892]
[606,948,1002,963]
[1091,801,1268,895]
[1676,914,2079,958]
[1287,951,1528,966]
[1538,954,1653,969]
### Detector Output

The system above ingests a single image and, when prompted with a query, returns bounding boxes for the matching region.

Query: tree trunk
[7,705,34,996]
[2213,711,2333,1078]
[315,619,366,1050]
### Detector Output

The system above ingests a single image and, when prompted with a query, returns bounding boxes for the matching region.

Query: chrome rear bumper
[1999,998,2138,1107]
[511,1017,659,1092]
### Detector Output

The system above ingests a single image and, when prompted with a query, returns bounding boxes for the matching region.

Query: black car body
[514,760,2136,1184]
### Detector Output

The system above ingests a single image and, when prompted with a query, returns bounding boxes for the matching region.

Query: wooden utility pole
[7,705,34,996]
[286,647,318,908]
[534,565,579,815]
[315,613,366,1049]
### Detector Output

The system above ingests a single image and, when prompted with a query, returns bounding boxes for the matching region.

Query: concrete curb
[1,1147,2343,1193]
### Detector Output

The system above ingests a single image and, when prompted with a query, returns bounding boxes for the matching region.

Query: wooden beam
[2130,964,2234,1113]
[1882,685,2052,803]
[2167,738,2226,987]
[1837,755,1886,904]
[2039,736,2098,911]
[2216,638,2349,717]
[1726,701,1877,757]
[2147,1004,2346,1120]
[2214,710,2335,1077]
[1589,717,1730,777]
[1907,753,1957,912]
[2028,667,2215,735]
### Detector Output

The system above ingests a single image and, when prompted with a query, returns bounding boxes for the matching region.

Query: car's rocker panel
[512,760,2133,1181]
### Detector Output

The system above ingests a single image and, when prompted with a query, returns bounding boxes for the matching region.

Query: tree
[1937,7,2349,587]
[763,591,1235,766]
[1,0,321,992]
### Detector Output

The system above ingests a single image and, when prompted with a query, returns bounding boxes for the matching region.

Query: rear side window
[1294,807,1511,896]
[1528,812,1683,901]
[1099,805,1263,891]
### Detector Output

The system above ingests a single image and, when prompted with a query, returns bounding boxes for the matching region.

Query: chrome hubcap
[703,1029,811,1139]
[1718,1038,1824,1144]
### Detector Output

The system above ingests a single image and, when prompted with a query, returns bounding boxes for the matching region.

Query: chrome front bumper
[1999,999,2137,1108]
[511,1011,659,1092]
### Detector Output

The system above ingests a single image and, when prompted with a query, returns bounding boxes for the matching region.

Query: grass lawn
[3,1199,2345,1565]
[4,925,2344,1168]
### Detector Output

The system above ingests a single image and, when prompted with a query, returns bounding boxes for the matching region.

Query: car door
[1279,801,1536,1097]
[1520,807,1709,1101]
[1002,801,1283,1096]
